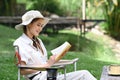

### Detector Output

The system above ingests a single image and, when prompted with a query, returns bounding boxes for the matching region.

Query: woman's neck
[25,31,33,39]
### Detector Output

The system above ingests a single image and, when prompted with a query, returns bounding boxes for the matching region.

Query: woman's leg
[32,71,47,80]
[57,70,97,80]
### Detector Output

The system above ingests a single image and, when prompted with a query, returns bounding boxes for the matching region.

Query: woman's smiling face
[26,18,45,38]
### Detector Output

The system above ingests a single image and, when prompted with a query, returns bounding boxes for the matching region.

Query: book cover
[51,41,71,62]
[108,65,120,75]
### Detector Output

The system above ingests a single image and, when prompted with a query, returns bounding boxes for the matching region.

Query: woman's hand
[47,55,56,67]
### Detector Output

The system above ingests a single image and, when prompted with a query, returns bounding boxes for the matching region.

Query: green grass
[0,24,119,80]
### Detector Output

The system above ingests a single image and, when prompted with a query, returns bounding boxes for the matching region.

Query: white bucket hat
[15,10,50,30]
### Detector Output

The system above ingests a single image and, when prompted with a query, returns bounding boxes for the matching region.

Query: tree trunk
[0,0,17,16]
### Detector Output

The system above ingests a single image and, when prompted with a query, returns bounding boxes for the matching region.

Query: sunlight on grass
[0,51,13,54]
[60,29,118,64]
[59,29,80,35]
[86,33,118,64]
[96,55,117,63]
[8,38,16,42]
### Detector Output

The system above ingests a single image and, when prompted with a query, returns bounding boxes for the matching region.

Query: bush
[27,0,63,16]
[103,0,120,40]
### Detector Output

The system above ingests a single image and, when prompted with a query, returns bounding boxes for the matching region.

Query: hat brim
[15,17,50,30]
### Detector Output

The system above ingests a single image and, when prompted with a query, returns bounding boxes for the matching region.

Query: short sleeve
[13,41,30,64]
[19,46,30,64]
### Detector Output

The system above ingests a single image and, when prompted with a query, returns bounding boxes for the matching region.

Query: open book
[51,41,71,62]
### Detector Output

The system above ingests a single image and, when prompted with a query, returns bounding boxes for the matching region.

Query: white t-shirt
[13,33,48,66]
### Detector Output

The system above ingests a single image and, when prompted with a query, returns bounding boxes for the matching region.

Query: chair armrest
[18,65,65,70]
[53,58,79,66]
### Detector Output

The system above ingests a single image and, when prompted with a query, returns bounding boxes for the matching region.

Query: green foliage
[57,0,82,16]
[86,0,105,19]
[0,0,17,16]
[102,0,120,39]
[57,0,105,18]
[17,0,106,18]
[26,0,63,16]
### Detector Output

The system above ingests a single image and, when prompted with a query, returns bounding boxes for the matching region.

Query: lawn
[0,24,119,80]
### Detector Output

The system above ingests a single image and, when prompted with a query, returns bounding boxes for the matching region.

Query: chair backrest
[14,45,21,80]
[14,45,21,66]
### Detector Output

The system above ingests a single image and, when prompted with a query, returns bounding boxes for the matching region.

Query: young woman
[13,10,97,80]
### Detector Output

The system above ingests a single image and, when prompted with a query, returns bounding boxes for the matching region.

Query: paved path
[90,26,120,60]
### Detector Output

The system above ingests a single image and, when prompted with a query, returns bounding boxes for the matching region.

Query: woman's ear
[26,24,32,31]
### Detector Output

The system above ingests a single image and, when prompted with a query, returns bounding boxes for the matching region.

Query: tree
[27,0,62,16]
[89,0,120,39]
[0,0,17,16]
[102,0,120,39]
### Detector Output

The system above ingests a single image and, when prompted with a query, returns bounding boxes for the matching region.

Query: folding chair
[14,45,79,80]
[14,45,64,80]
[14,45,22,80]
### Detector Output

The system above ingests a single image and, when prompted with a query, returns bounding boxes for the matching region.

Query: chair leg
[64,67,66,80]
[18,69,20,80]
[74,62,77,71]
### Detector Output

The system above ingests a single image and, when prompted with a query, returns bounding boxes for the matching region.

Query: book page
[51,41,71,62]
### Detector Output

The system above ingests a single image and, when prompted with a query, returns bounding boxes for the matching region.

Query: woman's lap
[31,70,97,80]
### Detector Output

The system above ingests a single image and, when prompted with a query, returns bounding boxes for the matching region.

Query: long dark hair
[23,18,44,54]
[23,25,27,34]
[32,36,44,54]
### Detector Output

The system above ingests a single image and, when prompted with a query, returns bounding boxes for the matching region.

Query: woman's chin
[35,34,39,37]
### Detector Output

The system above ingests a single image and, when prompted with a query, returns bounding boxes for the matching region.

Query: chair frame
[14,45,79,80]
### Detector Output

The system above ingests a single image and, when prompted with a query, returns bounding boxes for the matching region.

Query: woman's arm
[20,61,38,75]
[20,55,56,75]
